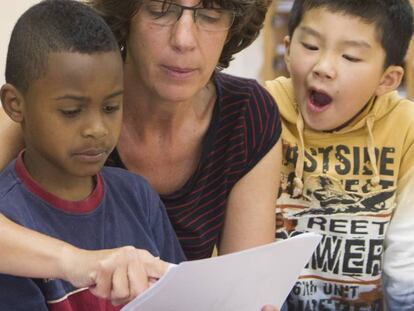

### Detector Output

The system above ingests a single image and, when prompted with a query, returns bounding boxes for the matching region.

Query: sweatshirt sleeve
[383,147,414,309]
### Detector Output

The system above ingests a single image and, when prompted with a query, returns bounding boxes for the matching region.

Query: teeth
[311,90,332,106]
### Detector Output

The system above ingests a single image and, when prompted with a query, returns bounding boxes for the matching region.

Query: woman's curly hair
[87,0,272,69]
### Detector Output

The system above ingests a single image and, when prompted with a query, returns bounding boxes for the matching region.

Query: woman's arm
[218,140,282,254]
[0,107,24,171]
[0,214,168,305]
[0,213,70,279]
[218,138,282,311]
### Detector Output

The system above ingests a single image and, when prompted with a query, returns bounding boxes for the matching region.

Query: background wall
[223,36,264,81]
[0,1,264,86]
[0,1,40,86]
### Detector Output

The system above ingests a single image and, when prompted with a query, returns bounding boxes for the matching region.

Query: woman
[0,0,282,304]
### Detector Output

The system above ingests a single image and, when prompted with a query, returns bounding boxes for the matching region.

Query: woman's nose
[170,10,197,52]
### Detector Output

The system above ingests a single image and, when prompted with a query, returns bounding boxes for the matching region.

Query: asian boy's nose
[312,55,337,80]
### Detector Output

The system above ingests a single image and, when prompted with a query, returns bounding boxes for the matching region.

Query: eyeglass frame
[141,0,237,32]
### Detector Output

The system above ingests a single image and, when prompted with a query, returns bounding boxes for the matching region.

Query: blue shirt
[0,155,185,311]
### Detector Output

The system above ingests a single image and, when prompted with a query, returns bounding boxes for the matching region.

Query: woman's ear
[375,65,404,96]
[0,84,25,123]
[283,35,292,74]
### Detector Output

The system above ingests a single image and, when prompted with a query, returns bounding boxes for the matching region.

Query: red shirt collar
[15,152,104,213]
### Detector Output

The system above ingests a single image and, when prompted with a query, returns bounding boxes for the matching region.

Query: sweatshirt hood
[265,76,404,196]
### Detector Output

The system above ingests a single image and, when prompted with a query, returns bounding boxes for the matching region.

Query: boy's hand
[60,245,168,306]
[261,305,279,311]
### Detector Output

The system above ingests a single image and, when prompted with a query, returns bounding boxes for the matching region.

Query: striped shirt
[108,72,282,260]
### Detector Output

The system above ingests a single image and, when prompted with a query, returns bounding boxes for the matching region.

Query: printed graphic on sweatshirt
[276,142,397,310]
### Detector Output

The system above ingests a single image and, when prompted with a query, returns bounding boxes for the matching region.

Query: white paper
[122,232,322,311]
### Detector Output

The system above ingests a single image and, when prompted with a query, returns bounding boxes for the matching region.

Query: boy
[0,0,185,310]
[266,0,414,310]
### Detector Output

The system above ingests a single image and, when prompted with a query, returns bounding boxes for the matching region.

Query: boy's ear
[0,83,25,123]
[375,65,404,96]
[283,36,292,74]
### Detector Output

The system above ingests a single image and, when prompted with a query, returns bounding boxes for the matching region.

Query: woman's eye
[59,109,81,118]
[197,9,222,23]
[301,42,318,51]
[145,2,169,16]
[148,8,164,16]
[343,54,361,62]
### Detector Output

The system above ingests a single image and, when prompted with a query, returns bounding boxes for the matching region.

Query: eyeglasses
[141,0,236,32]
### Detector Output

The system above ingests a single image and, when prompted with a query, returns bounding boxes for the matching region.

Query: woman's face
[125,0,231,102]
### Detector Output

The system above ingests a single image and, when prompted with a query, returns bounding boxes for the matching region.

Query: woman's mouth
[162,65,197,79]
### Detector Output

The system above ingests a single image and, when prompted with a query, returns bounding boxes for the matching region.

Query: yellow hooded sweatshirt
[266,77,414,310]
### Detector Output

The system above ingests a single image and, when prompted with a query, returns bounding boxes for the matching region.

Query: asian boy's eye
[343,54,361,62]
[59,108,81,118]
[102,104,121,113]
[301,42,318,51]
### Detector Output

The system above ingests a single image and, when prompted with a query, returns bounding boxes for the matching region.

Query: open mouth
[310,89,332,107]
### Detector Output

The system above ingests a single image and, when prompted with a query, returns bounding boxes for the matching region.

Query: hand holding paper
[122,232,322,311]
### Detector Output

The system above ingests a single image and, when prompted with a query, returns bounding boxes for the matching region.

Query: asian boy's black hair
[5,0,119,93]
[287,0,414,67]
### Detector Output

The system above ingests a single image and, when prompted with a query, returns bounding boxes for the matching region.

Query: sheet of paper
[122,232,322,311]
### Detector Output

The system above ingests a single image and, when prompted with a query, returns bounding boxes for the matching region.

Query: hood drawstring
[292,113,380,196]
[293,113,305,197]
[366,115,380,187]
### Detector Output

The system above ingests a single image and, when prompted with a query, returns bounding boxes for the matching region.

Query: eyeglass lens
[142,0,235,31]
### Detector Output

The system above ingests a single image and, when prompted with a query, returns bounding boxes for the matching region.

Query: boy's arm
[0,107,24,171]
[383,166,414,310]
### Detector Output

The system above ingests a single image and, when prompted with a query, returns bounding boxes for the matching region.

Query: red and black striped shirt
[108,72,282,260]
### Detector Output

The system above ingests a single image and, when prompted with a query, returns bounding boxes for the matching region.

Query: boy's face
[285,7,394,131]
[21,51,123,184]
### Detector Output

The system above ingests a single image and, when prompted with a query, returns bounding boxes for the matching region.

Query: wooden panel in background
[406,0,414,100]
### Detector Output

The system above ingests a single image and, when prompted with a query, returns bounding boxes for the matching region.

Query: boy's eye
[343,54,361,62]
[301,42,318,51]
[103,104,121,113]
[59,109,81,117]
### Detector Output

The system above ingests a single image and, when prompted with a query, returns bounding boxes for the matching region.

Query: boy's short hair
[288,0,414,67]
[5,0,119,93]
